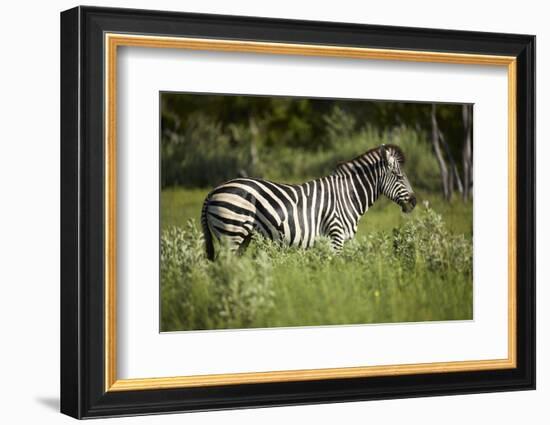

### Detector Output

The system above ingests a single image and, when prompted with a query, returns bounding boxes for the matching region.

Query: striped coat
[201,144,416,260]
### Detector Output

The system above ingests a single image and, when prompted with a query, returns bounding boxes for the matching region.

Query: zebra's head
[379,145,416,213]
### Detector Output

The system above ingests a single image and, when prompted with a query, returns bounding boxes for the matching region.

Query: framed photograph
[60,6,535,419]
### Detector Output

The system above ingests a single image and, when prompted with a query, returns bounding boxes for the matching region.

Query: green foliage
[161,222,275,330]
[259,125,441,192]
[324,105,357,146]
[392,201,473,273]
[161,113,250,188]
[160,204,472,331]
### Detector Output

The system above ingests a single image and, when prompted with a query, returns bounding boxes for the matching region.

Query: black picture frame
[60,5,535,419]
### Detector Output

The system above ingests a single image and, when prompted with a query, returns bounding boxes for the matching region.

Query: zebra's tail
[201,195,215,261]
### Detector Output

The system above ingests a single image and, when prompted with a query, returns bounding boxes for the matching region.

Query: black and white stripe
[201,144,416,260]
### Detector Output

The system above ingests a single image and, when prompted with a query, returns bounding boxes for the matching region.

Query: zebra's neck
[332,154,382,217]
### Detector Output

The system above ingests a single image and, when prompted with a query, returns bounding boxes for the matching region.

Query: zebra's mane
[335,144,406,171]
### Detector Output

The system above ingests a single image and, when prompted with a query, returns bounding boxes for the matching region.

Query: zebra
[201,144,416,260]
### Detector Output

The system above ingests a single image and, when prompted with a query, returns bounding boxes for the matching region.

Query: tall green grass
[160,204,472,332]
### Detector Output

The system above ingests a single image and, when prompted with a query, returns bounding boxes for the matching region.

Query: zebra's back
[203,177,326,251]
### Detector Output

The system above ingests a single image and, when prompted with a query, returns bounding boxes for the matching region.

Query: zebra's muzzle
[401,195,417,213]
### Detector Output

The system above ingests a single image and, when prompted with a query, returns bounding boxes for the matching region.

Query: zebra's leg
[235,221,255,256]
[330,237,344,251]
[207,225,249,257]
[237,232,253,255]
[326,220,345,251]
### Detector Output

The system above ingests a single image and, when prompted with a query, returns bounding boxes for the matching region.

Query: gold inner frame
[104,33,517,392]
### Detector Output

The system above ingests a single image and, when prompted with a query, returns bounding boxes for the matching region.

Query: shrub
[392,201,473,274]
[160,204,472,331]
[161,222,275,330]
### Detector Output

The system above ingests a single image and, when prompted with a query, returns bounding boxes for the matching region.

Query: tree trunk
[462,104,473,201]
[431,104,450,200]
[438,129,464,195]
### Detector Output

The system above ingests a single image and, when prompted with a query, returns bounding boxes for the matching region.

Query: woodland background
[161,94,473,201]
